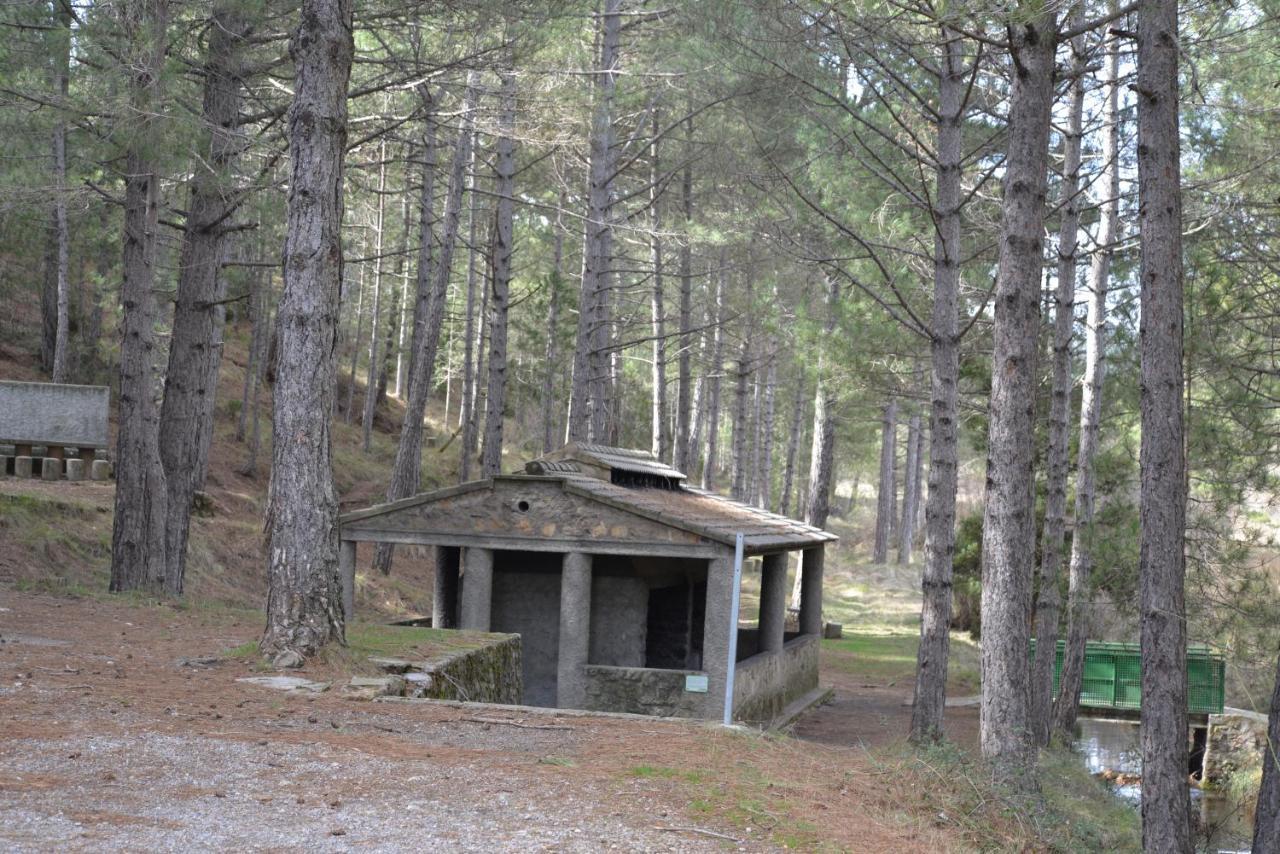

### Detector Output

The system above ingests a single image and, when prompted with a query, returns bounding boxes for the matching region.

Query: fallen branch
[655,826,741,843]
[458,716,573,731]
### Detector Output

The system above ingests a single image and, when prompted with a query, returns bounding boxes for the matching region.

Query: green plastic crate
[1029,639,1225,715]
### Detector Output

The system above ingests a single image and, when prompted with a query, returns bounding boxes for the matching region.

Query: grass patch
[628,765,705,784]
[870,740,1142,852]
[821,631,981,694]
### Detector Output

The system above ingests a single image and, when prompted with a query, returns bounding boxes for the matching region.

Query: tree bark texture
[909,29,962,738]
[373,77,477,576]
[1055,4,1121,742]
[873,398,898,564]
[158,1,251,593]
[109,0,171,595]
[482,63,517,478]
[979,7,1056,773]
[1253,649,1280,853]
[1136,0,1191,846]
[260,0,353,658]
[1031,20,1085,747]
[567,0,620,443]
[406,107,437,391]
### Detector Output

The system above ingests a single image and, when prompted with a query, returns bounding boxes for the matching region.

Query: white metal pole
[723,532,744,726]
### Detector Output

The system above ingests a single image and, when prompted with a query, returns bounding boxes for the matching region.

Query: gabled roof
[560,476,836,552]
[341,443,836,554]
[530,442,688,483]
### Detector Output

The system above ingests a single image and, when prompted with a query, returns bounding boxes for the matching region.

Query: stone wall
[372,633,523,705]
[583,665,709,718]
[1204,707,1270,787]
[732,635,820,727]
[0,381,109,447]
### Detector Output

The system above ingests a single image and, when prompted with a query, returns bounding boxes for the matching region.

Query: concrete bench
[0,381,110,480]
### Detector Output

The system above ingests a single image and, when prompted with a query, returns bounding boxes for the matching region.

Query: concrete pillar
[459,547,494,631]
[15,456,33,479]
[432,546,460,629]
[65,458,85,482]
[0,455,9,477]
[339,539,357,623]
[41,458,61,481]
[90,459,111,481]
[799,545,825,636]
[758,552,788,653]
[556,552,593,709]
[702,554,735,720]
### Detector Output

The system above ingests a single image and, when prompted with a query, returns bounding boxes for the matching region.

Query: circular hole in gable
[516,499,531,513]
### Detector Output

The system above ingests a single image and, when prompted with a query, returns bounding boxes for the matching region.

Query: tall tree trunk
[1136,0,1190,845]
[394,188,412,398]
[48,0,72,383]
[759,353,777,509]
[361,140,389,452]
[780,370,805,516]
[260,0,353,658]
[236,258,261,443]
[730,336,750,501]
[568,0,620,442]
[1055,20,1121,739]
[109,0,171,595]
[673,114,694,471]
[649,109,671,462]
[343,259,364,423]
[460,132,483,480]
[912,34,974,741]
[898,410,922,564]
[873,398,898,564]
[700,266,725,491]
[406,99,438,391]
[1253,649,1280,853]
[239,267,270,476]
[1031,20,1085,747]
[482,62,516,478]
[791,276,839,611]
[979,6,1057,773]
[374,76,479,576]
[157,1,252,592]
[541,192,567,453]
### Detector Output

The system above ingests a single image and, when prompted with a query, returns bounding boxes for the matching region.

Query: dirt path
[0,588,961,852]
[792,662,979,751]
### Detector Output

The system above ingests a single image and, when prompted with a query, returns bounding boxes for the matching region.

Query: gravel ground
[0,593,765,852]
[1,732,710,852]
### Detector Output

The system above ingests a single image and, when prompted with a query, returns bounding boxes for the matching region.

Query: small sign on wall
[684,674,708,693]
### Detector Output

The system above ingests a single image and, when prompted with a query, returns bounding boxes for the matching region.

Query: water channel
[1074,717,1254,852]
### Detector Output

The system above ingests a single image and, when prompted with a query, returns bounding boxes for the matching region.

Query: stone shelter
[338,444,836,724]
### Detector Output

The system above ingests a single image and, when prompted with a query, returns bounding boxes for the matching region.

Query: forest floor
[0,324,1140,851]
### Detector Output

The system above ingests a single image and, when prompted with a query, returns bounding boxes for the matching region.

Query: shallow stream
[1073,718,1253,853]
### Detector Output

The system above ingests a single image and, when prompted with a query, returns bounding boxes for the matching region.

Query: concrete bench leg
[14,456,33,478]
[65,458,85,482]
[41,458,62,481]
[91,459,112,481]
